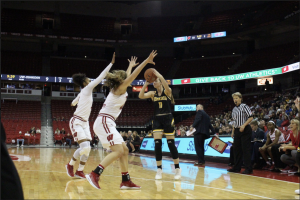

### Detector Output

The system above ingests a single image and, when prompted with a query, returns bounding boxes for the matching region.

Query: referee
[228,92,253,174]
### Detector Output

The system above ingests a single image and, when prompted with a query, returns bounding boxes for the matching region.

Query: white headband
[268,121,275,125]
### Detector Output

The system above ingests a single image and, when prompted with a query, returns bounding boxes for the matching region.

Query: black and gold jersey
[152,89,172,115]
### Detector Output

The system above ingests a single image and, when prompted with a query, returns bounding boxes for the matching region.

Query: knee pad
[167,139,179,159]
[154,139,162,161]
[79,141,91,156]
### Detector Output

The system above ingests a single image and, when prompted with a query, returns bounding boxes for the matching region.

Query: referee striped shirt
[232,103,253,128]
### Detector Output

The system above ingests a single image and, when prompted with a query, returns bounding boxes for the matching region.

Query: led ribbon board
[172,62,299,85]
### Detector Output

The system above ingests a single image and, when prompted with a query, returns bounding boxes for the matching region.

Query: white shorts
[93,114,124,149]
[69,116,92,142]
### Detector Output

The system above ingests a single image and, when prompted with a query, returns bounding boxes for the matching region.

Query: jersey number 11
[159,102,163,109]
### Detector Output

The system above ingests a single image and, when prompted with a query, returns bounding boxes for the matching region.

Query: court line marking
[196,166,299,184]
[18,169,273,199]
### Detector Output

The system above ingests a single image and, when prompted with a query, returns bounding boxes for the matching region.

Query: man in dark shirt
[61,128,66,135]
[250,121,265,141]
[250,120,268,169]
[192,104,215,165]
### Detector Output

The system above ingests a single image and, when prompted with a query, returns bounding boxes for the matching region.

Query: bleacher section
[235,42,299,74]
[175,94,271,127]
[248,1,299,29]
[1,8,47,34]
[136,16,183,40]
[57,13,116,38]
[1,8,116,39]
[1,100,41,144]
[1,51,43,75]
[174,56,240,79]
[51,100,154,131]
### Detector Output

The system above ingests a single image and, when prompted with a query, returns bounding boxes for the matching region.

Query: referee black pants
[233,125,252,171]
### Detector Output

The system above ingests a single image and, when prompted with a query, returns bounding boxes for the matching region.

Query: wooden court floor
[8,147,300,199]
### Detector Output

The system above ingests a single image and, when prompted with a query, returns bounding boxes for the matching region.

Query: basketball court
[9,147,299,199]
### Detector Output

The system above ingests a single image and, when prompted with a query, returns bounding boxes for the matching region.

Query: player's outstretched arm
[126,56,139,77]
[138,81,154,99]
[120,50,157,90]
[152,69,172,97]
[84,52,115,94]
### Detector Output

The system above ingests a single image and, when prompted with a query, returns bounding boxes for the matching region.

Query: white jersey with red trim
[73,90,93,122]
[71,63,113,121]
[99,91,128,120]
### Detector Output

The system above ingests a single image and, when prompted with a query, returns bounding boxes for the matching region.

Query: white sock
[272,161,274,165]
[69,159,76,166]
[78,164,85,171]
[266,161,271,165]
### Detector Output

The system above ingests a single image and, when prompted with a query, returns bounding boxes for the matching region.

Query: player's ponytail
[104,70,127,90]
[72,73,86,88]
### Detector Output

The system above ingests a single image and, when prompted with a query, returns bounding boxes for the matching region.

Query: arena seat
[1,51,42,75]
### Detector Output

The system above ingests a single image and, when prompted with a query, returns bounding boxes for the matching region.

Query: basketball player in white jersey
[65,53,115,179]
[86,50,157,190]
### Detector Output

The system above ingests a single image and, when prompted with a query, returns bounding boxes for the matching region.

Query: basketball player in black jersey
[139,69,181,180]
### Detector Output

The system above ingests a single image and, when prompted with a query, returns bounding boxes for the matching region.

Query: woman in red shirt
[279,119,300,174]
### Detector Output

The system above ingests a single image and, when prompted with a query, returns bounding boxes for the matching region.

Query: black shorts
[152,114,175,135]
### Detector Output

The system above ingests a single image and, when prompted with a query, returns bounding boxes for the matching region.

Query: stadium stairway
[40,97,54,146]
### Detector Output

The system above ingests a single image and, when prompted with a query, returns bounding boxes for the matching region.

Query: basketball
[144,68,157,83]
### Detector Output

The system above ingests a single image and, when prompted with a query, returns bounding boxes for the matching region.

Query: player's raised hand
[128,56,139,68]
[111,52,115,64]
[147,50,157,65]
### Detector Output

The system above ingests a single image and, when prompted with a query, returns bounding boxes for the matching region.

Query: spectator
[24,131,30,136]
[61,128,66,135]
[29,127,36,134]
[224,126,231,135]
[252,130,268,169]
[250,121,265,142]
[122,132,127,141]
[265,79,270,90]
[146,130,152,137]
[65,133,73,147]
[16,131,24,147]
[180,126,186,137]
[126,131,135,152]
[285,106,292,116]
[132,131,141,151]
[53,116,56,121]
[55,128,60,135]
[279,119,300,174]
[54,133,63,146]
[61,116,65,121]
[36,128,41,134]
[281,115,290,127]
[259,120,268,132]
[259,121,285,171]
[219,126,226,135]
